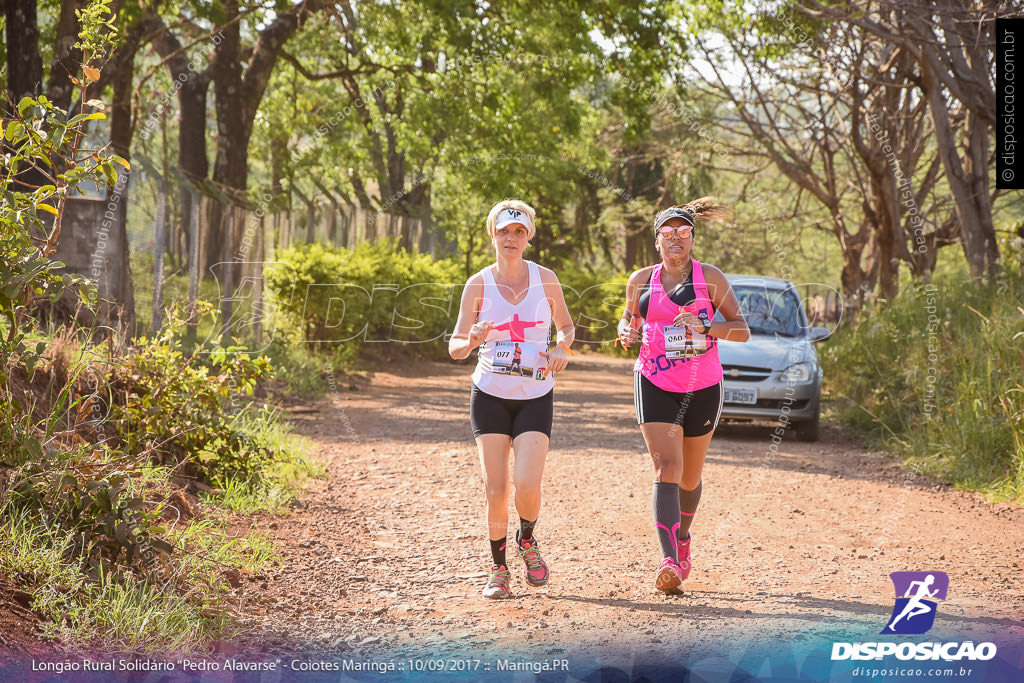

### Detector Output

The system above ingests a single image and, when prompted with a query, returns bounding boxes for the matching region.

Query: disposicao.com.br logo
[831,571,997,662]
[883,571,949,635]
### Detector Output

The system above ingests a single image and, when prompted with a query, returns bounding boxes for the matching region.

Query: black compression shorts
[634,373,723,437]
[470,384,553,439]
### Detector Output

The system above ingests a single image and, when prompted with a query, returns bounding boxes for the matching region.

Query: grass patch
[0,510,211,655]
[202,448,323,516]
[822,264,1024,501]
[0,503,285,654]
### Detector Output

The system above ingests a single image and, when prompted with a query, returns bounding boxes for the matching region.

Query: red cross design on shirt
[493,314,543,342]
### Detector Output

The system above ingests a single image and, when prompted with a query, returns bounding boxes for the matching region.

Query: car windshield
[729,285,805,338]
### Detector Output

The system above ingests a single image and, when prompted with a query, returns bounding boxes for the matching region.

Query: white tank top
[471,261,555,400]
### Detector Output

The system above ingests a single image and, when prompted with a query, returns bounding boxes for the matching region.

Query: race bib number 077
[490,341,548,380]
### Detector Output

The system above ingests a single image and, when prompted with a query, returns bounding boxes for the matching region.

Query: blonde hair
[486,199,536,240]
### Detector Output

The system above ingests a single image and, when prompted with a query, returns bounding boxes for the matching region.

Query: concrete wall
[50,195,136,334]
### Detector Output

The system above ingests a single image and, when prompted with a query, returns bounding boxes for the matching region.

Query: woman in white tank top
[449,200,575,599]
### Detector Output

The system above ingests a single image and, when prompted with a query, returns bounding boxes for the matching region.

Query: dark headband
[653,207,695,232]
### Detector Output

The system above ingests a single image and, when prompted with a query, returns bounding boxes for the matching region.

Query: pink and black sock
[653,481,681,560]
[489,538,507,568]
[677,481,702,543]
[518,518,537,545]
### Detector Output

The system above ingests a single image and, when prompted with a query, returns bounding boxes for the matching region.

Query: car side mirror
[807,327,830,343]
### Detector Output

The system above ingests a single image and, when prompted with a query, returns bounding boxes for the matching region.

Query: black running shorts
[634,373,723,436]
[470,384,554,439]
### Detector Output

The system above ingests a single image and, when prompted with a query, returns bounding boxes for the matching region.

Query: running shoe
[482,565,512,599]
[655,557,684,594]
[516,531,549,586]
[677,535,692,581]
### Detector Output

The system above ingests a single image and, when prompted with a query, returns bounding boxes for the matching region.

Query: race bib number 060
[664,325,708,359]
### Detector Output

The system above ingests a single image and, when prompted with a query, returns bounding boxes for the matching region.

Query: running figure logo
[510,343,524,376]
[881,571,949,635]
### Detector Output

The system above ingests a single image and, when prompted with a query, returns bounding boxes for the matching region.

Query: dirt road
[228,354,1024,666]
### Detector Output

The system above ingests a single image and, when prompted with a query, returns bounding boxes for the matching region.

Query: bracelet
[557,343,575,356]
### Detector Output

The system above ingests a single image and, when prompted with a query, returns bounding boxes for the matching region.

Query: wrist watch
[700,319,712,335]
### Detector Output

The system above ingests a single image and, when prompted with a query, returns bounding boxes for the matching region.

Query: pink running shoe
[677,535,692,581]
[656,557,684,594]
[516,532,549,586]
[482,565,512,599]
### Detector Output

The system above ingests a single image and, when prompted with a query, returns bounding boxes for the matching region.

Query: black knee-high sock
[519,518,537,544]
[678,481,702,542]
[652,481,681,560]
[490,538,507,568]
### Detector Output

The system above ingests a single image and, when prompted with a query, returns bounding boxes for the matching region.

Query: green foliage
[1,312,300,574]
[262,0,678,274]
[6,450,173,571]
[0,322,304,647]
[109,308,292,486]
[259,336,335,395]
[265,241,462,357]
[559,268,632,356]
[200,428,320,515]
[822,266,1024,500]
[1,0,124,350]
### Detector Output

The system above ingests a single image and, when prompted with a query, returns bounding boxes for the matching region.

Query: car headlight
[779,361,815,383]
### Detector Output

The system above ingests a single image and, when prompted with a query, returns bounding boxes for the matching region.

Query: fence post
[151,175,168,334]
[186,187,200,346]
[220,205,236,343]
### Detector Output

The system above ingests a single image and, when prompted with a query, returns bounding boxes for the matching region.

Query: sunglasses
[657,225,693,238]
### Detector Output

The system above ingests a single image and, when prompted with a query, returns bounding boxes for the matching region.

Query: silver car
[715,274,830,441]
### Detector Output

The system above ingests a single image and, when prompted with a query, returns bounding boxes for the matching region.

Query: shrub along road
[231,355,1024,662]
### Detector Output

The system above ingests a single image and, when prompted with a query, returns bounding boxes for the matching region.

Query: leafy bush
[2,315,297,574]
[265,242,639,361]
[110,338,281,485]
[265,241,462,357]
[558,268,630,355]
[822,265,1024,500]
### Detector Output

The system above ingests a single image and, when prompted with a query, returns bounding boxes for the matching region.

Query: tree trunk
[46,0,83,112]
[219,206,237,344]
[186,187,201,346]
[177,75,211,268]
[207,0,248,277]
[418,190,434,254]
[4,0,46,191]
[919,30,999,277]
[307,198,316,243]
[4,0,43,102]
[149,12,212,274]
[105,43,138,336]
[962,108,999,272]
[205,0,327,273]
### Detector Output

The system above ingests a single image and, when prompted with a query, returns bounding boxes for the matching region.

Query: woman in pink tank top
[617,197,750,595]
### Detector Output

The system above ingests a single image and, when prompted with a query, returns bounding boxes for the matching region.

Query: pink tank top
[633,260,723,393]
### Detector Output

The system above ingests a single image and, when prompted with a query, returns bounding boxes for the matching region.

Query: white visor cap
[493,208,534,237]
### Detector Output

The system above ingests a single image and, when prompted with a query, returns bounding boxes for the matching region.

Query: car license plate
[724,387,757,405]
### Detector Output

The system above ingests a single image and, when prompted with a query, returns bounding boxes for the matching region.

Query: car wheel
[795,411,820,442]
